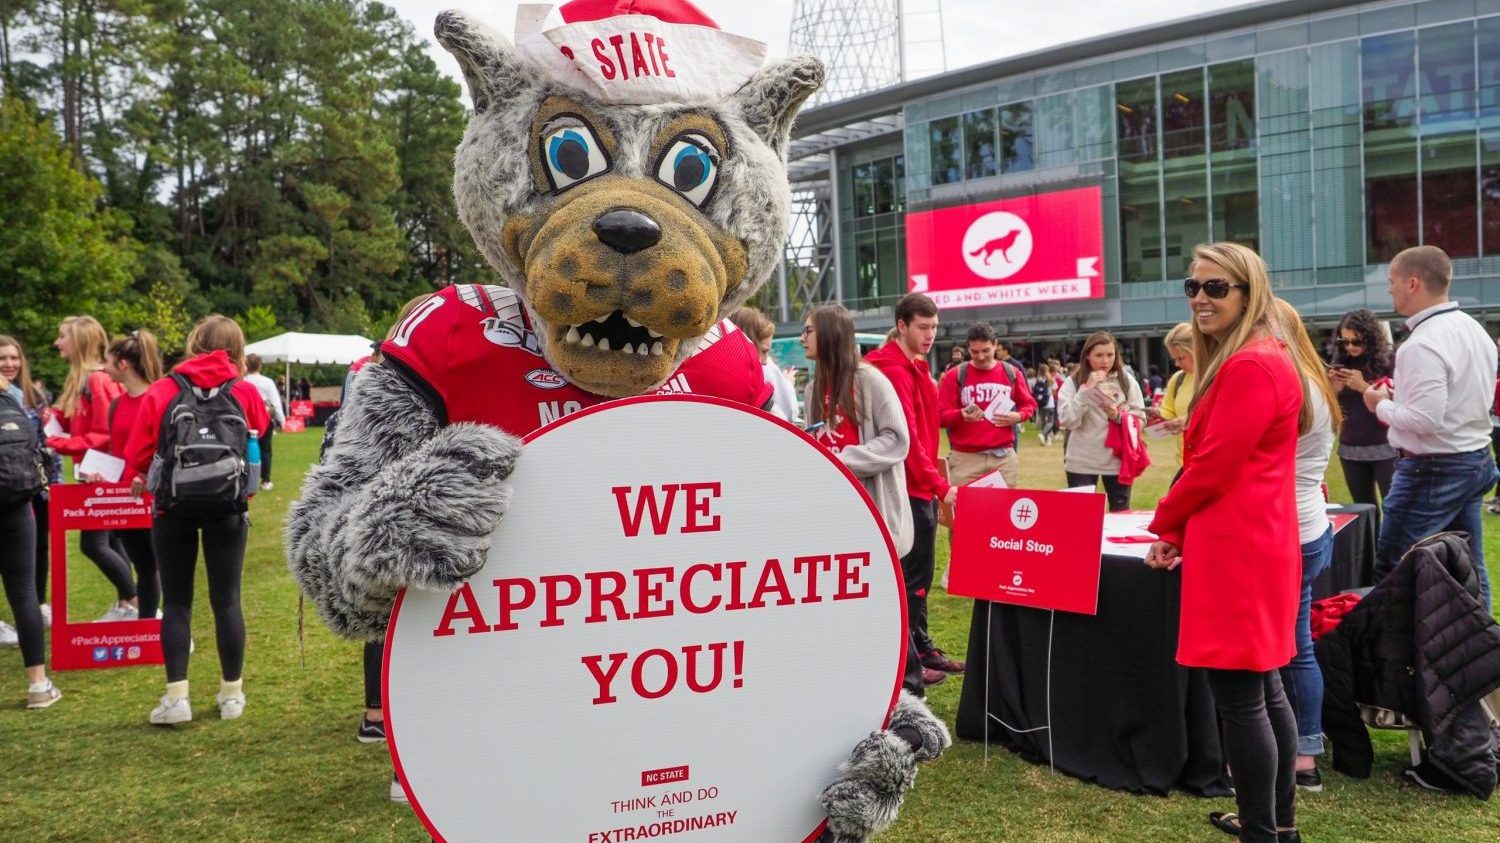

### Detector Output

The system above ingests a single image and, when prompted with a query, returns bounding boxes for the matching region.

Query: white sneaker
[260,481,274,491]
[98,603,139,622]
[38,604,51,629]
[389,773,408,804]
[0,620,18,647]
[150,695,192,725]
[26,682,61,710]
[216,692,246,721]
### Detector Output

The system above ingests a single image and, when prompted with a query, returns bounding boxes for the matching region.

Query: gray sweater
[1056,373,1146,475]
[805,363,913,556]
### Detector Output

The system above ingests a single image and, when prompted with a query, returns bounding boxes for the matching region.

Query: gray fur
[285,365,521,641]
[434,9,824,384]
[816,692,950,842]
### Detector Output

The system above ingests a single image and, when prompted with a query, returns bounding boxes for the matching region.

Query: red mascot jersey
[380,284,772,433]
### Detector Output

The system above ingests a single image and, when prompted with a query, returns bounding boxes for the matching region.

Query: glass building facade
[819,0,1500,335]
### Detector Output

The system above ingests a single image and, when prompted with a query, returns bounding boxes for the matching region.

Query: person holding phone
[1056,331,1146,511]
[1326,309,1395,508]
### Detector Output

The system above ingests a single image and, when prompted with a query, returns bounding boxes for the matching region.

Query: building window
[929,116,962,185]
[1116,76,1158,163]
[1210,60,1256,152]
[1480,16,1500,255]
[851,155,904,219]
[1117,76,1162,282]
[963,109,998,179]
[1001,102,1035,173]
[1209,60,1258,251]
[895,155,906,211]
[852,162,875,218]
[1419,22,1478,258]
[1161,69,1205,160]
[1363,31,1420,262]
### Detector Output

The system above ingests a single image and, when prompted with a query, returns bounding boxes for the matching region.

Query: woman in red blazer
[47,315,138,620]
[1146,243,1304,843]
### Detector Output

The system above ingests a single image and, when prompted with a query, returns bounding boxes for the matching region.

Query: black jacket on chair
[1315,532,1500,799]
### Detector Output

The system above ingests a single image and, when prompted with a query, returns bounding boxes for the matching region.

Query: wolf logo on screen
[970,230,1022,264]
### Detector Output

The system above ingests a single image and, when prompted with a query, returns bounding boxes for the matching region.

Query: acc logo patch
[525,369,568,390]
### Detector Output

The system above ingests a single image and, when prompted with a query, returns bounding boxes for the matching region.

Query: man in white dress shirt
[1364,246,1498,611]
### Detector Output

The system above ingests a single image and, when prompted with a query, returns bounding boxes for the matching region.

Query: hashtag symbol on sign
[1016,504,1033,522]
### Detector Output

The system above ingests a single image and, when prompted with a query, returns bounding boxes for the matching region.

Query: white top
[1295,377,1335,545]
[1375,301,1497,455]
[1055,373,1146,475]
[763,360,800,424]
[245,371,287,426]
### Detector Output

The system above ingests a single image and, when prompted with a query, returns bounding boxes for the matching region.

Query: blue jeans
[1375,448,1497,612]
[1282,527,1333,756]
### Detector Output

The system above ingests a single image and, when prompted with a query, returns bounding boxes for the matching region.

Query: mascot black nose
[593,209,662,254]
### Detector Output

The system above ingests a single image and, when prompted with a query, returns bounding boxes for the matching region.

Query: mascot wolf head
[435,3,823,397]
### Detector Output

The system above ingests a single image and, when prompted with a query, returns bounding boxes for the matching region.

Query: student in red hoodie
[46,315,138,620]
[86,331,164,621]
[866,293,965,681]
[124,315,269,726]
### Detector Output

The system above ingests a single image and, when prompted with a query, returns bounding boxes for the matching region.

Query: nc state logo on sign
[962,212,1033,280]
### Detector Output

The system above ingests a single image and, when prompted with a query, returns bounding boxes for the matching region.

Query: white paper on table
[43,414,64,437]
[1059,485,1098,494]
[1100,510,1159,560]
[983,388,1015,421]
[969,469,1009,489]
[78,449,125,483]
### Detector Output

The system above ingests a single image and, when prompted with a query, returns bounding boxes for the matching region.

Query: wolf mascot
[286,3,949,840]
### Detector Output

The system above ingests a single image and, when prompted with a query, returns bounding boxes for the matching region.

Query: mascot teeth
[564,310,665,355]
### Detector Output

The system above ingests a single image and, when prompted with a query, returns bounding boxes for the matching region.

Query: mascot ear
[732,55,825,159]
[434,10,530,115]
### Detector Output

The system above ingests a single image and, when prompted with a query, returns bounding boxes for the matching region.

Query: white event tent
[242,331,374,406]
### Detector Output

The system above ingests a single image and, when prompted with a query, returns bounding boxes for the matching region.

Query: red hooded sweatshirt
[122,350,270,481]
[866,341,949,501]
[47,369,123,459]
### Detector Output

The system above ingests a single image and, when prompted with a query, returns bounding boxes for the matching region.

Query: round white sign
[961,211,1033,280]
[1009,497,1039,531]
[385,397,906,843]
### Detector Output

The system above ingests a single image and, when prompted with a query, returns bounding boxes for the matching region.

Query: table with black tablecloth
[953,502,1377,795]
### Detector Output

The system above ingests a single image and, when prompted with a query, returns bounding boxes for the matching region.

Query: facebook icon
[112,646,126,661]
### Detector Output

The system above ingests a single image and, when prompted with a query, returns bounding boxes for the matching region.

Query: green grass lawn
[3,427,1498,842]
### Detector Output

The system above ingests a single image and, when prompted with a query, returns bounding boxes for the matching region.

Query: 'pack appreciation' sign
[385,396,906,842]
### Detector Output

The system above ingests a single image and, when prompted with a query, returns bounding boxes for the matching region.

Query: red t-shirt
[107,391,146,459]
[811,398,861,455]
[380,284,772,434]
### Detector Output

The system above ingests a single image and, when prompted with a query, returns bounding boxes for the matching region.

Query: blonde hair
[185,314,247,371]
[0,335,39,409]
[1186,243,1276,417]
[107,330,164,383]
[372,294,437,364]
[57,315,109,416]
[1163,322,1193,353]
[1270,299,1342,436]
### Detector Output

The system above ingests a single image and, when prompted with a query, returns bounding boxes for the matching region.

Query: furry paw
[346,422,522,591]
[887,691,952,762]
[819,731,916,842]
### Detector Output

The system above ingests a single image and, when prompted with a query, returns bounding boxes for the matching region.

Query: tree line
[0,0,486,383]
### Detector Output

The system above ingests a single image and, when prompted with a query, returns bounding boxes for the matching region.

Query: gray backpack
[0,392,45,503]
[147,374,250,513]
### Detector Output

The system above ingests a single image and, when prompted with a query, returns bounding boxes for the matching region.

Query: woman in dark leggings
[123,315,268,725]
[1328,309,1395,508]
[1,491,61,707]
[0,336,60,627]
[44,316,138,620]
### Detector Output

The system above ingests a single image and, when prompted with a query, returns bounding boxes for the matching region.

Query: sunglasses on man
[1183,278,1249,299]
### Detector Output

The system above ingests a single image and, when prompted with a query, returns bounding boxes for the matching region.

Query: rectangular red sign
[49,483,163,671]
[948,487,1106,615]
[904,186,1105,307]
[640,765,690,786]
[291,400,315,418]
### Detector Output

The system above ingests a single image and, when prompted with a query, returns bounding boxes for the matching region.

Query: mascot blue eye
[541,121,610,192]
[656,134,720,207]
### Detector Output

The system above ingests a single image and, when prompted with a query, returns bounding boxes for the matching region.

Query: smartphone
[805,421,826,435]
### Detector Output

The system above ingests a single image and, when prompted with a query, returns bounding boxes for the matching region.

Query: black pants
[81,528,136,602]
[1492,427,1500,496]
[364,640,383,709]
[31,492,48,603]
[1065,472,1132,512]
[260,428,274,485]
[901,496,937,654]
[153,510,248,684]
[0,498,45,667]
[1340,457,1395,508]
[116,528,159,620]
[1207,668,1297,843]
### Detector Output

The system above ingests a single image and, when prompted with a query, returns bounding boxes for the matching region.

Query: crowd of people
[0,313,273,722]
[4,243,1496,839]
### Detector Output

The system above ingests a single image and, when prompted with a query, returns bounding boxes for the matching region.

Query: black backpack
[0,392,45,503]
[148,374,251,513]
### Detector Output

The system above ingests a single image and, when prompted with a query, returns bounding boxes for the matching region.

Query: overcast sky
[390,0,1252,99]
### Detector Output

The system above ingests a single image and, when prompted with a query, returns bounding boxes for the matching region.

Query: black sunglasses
[1183,278,1249,299]
[1333,338,1363,347]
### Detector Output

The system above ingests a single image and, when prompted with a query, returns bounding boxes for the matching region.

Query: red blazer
[1149,337,1302,672]
[47,369,123,459]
